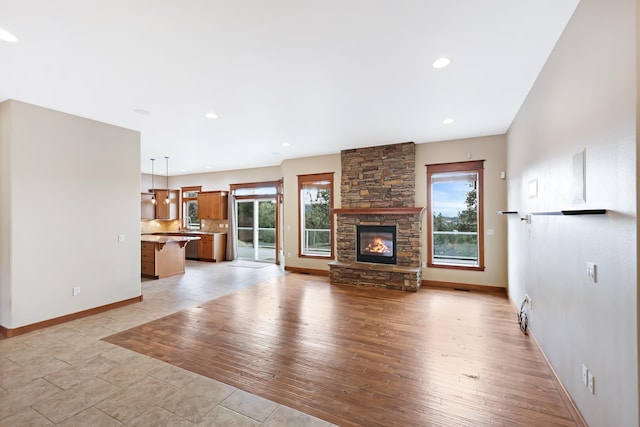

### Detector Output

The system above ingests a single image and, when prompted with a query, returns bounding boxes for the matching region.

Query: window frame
[181,186,202,230]
[230,180,283,265]
[298,172,334,259]
[426,161,485,271]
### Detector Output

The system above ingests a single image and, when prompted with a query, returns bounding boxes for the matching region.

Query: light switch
[586,262,596,283]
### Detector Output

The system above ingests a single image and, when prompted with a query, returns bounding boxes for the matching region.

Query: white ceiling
[0,0,579,176]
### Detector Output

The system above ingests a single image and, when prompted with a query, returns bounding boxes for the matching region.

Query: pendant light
[164,156,170,204]
[150,158,157,205]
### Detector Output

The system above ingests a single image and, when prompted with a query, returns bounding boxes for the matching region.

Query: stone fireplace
[329,142,424,291]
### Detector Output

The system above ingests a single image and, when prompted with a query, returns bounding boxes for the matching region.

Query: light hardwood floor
[0,260,585,426]
[102,265,585,427]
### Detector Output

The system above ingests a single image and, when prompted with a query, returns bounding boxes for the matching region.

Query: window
[181,186,201,229]
[427,161,484,270]
[298,173,334,258]
[234,187,278,196]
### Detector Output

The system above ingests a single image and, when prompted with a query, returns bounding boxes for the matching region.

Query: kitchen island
[144,231,227,262]
[141,235,200,279]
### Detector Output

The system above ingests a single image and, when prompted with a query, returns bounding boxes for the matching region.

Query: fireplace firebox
[356,225,397,265]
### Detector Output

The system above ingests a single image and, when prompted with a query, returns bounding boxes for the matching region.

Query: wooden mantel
[332,207,425,215]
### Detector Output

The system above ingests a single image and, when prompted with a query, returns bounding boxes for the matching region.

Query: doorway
[236,198,277,262]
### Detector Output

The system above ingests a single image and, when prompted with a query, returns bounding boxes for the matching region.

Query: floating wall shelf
[530,209,607,216]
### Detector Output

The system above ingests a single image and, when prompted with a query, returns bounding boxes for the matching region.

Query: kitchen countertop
[141,235,201,244]
[142,231,227,236]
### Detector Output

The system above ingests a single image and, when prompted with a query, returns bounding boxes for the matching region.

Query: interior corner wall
[506,0,638,425]
[637,0,640,417]
[415,135,508,288]
[0,101,12,327]
[1,100,142,329]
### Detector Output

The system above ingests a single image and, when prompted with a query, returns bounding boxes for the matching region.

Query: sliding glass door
[236,199,277,262]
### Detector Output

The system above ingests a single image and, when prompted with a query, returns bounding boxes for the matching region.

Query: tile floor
[0,261,336,426]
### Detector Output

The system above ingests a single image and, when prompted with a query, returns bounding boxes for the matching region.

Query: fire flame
[364,236,391,254]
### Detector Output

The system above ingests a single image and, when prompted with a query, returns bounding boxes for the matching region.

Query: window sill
[299,253,333,260]
[427,263,485,272]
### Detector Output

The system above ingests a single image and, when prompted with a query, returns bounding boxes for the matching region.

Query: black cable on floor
[518,299,528,334]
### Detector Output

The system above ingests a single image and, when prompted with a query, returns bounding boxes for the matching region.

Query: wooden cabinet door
[217,193,228,220]
[209,192,221,219]
[141,242,157,278]
[197,192,213,220]
[198,191,228,220]
[154,190,169,219]
[199,235,213,260]
[154,190,180,220]
[141,193,155,220]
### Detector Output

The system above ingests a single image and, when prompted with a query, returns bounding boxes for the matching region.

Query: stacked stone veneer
[340,142,416,208]
[329,142,424,292]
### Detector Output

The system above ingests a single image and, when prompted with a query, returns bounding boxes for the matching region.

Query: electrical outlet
[118,234,125,243]
[581,364,588,386]
[586,262,597,283]
[587,370,595,394]
[72,287,81,296]
[524,294,532,311]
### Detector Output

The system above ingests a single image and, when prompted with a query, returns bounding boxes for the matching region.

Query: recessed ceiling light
[0,28,18,43]
[433,57,451,69]
[281,142,290,147]
[443,117,454,124]
[133,108,151,115]
[205,112,218,119]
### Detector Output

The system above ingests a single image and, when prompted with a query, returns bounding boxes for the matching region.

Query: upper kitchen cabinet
[141,193,155,220]
[198,191,228,220]
[152,189,180,220]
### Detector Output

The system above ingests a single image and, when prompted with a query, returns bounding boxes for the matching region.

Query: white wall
[280,154,342,270]
[149,165,283,194]
[506,0,638,425]
[0,100,141,329]
[416,135,508,287]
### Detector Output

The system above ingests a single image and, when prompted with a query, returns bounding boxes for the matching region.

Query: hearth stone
[329,261,421,292]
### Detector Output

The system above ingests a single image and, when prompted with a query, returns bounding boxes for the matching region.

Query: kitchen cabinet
[141,241,157,277]
[141,193,155,220]
[153,189,180,220]
[141,236,199,278]
[198,233,227,262]
[198,191,228,220]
